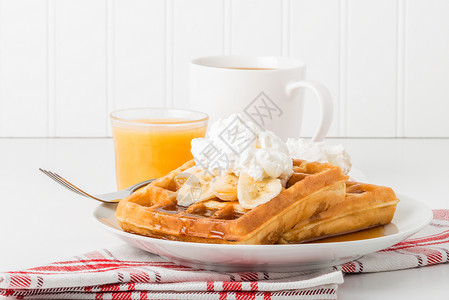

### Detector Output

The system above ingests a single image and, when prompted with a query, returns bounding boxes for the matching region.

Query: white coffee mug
[189,56,333,141]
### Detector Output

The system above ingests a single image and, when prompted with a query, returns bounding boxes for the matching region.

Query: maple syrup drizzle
[309,226,388,243]
[156,203,186,214]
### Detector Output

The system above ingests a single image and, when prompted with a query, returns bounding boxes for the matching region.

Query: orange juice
[110,109,208,190]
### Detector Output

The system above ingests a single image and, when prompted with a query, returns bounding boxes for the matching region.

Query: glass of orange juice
[110,108,208,190]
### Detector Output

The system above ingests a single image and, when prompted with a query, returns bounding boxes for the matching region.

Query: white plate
[93,194,432,272]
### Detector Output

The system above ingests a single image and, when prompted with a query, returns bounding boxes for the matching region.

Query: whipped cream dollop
[191,114,293,182]
[286,138,352,174]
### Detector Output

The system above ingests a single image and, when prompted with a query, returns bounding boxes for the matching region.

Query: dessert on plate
[115,159,348,244]
[115,114,399,245]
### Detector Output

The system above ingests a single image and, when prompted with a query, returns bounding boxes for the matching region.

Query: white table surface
[0,138,448,299]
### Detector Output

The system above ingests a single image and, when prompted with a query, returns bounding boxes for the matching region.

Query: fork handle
[127,179,155,192]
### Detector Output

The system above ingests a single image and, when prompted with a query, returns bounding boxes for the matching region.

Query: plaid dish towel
[0,209,448,300]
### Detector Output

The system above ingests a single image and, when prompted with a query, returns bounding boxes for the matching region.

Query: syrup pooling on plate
[308,223,400,243]
[309,226,386,243]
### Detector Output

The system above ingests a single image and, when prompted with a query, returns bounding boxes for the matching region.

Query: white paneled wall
[290,0,341,136]
[0,0,48,137]
[346,0,398,137]
[405,0,449,137]
[231,0,282,56]
[0,0,448,137]
[54,0,108,137]
[114,0,165,110]
[173,0,223,109]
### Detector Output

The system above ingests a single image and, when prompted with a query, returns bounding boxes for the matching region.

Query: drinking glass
[110,108,208,190]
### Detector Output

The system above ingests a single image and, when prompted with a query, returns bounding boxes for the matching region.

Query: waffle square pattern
[115,159,398,245]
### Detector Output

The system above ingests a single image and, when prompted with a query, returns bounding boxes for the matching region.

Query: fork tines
[39,168,90,198]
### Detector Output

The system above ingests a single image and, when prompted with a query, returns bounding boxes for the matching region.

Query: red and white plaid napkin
[1,209,448,300]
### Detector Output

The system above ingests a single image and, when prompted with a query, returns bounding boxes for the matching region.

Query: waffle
[115,159,348,244]
[277,181,400,244]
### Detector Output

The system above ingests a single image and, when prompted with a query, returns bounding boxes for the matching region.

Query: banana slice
[210,173,238,201]
[174,166,202,190]
[176,169,215,207]
[237,173,282,209]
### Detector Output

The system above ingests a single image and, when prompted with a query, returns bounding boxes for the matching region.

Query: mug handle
[285,80,333,142]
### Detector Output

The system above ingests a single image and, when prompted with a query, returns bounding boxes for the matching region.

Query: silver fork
[39,168,155,203]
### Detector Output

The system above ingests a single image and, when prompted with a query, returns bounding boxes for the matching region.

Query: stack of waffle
[115,159,399,244]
